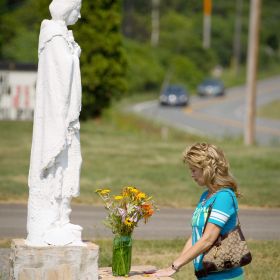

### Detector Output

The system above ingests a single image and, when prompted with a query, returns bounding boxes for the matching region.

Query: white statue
[26,0,84,246]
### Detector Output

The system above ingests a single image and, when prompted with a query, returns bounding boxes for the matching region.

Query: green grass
[96,239,280,280]
[258,100,280,120]
[221,64,280,88]
[0,105,280,207]
[1,239,279,280]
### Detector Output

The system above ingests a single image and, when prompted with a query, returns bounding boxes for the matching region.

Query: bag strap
[202,196,216,234]
[230,192,241,227]
[202,189,240,235]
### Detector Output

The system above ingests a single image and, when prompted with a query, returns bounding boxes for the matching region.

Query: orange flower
[141,203,151,210]
[147,209,154,216]
[141,203,154,219]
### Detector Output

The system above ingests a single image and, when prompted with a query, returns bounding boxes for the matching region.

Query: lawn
[0,239,279,280]
[96,239,280,280]
[220,65,280,89]
[1,106,280,207]
[258,100,280,120]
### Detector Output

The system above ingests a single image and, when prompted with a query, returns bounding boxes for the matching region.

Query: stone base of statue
[9,239,99,280]
[99,265,174,280]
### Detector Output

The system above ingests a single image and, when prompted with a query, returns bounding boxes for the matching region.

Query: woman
[27,0,83,246]
[154,143,244,279]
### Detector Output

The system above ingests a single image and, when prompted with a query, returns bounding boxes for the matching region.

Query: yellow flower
[124,217,133,227]
[125,186,138,192]
[131,188,139,194]
[95,189,102,193]
[136,192,146,200]
[114,195,123,200]
[100,189,111,195]
[95,185,157,235]
[123,186,138,197]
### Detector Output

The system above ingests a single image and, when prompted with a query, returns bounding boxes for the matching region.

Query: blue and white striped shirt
[191,188,243,279]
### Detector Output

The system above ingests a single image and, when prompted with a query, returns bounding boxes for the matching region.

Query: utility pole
[245,0,261,145]
[232,0,243,75]
[203,0,212,49]
[151,0,160,47]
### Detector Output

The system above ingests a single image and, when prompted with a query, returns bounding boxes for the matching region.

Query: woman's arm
[145,236,192,275]
[173,223,221,268]
[181,235,192,254]
[154,223,221,277]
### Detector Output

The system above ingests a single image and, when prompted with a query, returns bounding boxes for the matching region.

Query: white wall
[0,70,37,120]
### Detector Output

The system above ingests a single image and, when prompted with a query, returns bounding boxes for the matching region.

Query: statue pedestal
[9,239,99,280]
[99,266,174,280]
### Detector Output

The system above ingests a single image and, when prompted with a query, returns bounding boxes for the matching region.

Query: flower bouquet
[96,186,157,276]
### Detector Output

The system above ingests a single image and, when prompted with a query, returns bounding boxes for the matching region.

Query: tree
[1,0,127,118]
[75,0,127,118]
[0,0,49,62]
[0,0,7,58]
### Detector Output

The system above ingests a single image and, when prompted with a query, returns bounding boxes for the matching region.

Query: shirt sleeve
[208,190,236,228]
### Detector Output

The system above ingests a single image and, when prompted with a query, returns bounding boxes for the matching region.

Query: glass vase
[112,235,132,276]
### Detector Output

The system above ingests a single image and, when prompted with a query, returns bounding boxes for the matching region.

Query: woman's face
[189,165,205,186]
[66,5,81,25]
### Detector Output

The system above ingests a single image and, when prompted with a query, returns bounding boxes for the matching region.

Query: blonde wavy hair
[183,143,240,197]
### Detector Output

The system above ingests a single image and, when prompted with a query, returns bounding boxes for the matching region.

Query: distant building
[0,62,37,120]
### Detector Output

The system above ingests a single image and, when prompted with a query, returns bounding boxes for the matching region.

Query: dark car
[197,78,225,97]
[159,85,189,106]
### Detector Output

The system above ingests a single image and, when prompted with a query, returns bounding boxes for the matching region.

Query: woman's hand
[153,267,176,277]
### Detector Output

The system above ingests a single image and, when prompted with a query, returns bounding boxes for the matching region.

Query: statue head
[49,0,82,25]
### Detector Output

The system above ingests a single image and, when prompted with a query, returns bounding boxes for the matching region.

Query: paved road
[128,76,280,145]
[1,203,279,241]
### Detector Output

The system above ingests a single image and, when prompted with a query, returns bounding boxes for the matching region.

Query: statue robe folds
[27,19,83,246]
